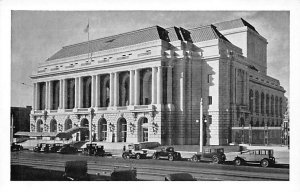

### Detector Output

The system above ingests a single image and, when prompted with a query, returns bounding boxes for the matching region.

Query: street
[11,150,289,181]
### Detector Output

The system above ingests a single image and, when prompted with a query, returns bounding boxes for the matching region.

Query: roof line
[62,25,165,49]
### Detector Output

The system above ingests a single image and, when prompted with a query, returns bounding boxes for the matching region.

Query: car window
[261,150,266,155]
[255,150,260,155]
[250,151,254,155]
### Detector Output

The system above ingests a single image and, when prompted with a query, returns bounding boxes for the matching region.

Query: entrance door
[118,118,127,142]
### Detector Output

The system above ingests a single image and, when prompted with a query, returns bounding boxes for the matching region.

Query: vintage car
[82,144,111,156]
[152,147,181,161]
[49,143,64,153]
[165,173,196,181]
[191,147,226,164]
[226,149,276,167]
[63,160,89,181]
[11,142,23,152]
[33,143,46,152]
[40,143,51,152]
[122,143,147,159]
[57,144,78,154]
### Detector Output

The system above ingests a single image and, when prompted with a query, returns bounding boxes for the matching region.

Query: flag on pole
[84,23,89,33]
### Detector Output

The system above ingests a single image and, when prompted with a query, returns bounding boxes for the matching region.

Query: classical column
[78,77,83,108]
[134,69,140,105]
[114,72,119,107]
[36,83,40,110]
[91,75,96,107]
[167,66,173,104]
[58,80,62,109]
[129,70,135,105]
[95,75,100,107]
[45,81,49,110]
[151,67,157,104]
[74,78,78,108]
[49,81,53,110]
[109,73,114,107]
[33,83,37,110]
[157,66,163,104]
[62,79,66,109]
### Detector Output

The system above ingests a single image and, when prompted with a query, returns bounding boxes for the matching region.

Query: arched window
[50,119,57,132]
[119,72,130,106]
[266,94,269,116]
[249,89,253,114]
[255,91,259,114]
[261,92,264,115]
[82,76,91,108]
[140,69,152,105]
[36,119,43,132]
[271,95,274,116]
[64,118,72,131]
[66,79,75,109]
[117,118,127,142]
[98,118,107,141]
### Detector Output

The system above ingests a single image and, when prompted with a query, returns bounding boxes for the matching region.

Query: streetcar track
[11,156,288,181]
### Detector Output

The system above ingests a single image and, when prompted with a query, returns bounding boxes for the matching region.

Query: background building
[30,18,286,146]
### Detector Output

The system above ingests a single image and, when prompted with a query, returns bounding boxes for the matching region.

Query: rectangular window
[207,74,212,83]
[208,115,212,124]
[208,96,212,105]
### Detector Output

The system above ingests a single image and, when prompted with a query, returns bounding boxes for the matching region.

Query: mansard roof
[47,25,170,61]
[214,18,259,34]
[189,24,230,43]
[46,18,256,62]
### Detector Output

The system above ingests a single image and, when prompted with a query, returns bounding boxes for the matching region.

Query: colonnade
[33,66,168,111]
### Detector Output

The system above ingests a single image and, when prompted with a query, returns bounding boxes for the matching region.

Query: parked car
[57,144,78,154]
[165,173,196,181]
[49,143,64,153]
[191,147,226,164]
[122,143,147,159]
[82,144,111,156]
[33,143,46,152]
[152,147,181,161]
[226,149,276,167]
[11,142,23,152]
[40,143,51,153]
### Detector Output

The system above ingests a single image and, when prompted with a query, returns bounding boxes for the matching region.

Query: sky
[10,11,290,107]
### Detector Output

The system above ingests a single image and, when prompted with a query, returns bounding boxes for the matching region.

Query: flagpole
[87,19,90,62]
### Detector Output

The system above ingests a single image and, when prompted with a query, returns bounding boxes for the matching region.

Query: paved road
[11,150,289,181]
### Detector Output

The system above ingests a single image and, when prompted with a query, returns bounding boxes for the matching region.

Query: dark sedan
[57,144,78,154]
[152,147,181,161]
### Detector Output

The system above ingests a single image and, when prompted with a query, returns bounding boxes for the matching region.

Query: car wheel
[234,158,242,166]
[122,153,127,159]
[136,154,141,160]
[168,155,174,161]
[152,154,157,160]
[192,155,198,162]
[212,155,220,164]
[260,159,269,168]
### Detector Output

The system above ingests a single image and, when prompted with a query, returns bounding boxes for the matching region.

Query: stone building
[30,18,286,146]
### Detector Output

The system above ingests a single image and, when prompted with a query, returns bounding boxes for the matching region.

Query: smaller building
[11,106,32,142]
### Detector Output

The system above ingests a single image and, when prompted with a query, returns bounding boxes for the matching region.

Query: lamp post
[199,98,203,153]
[89,108,94,144]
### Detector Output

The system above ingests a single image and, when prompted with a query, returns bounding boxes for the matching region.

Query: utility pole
[199,98,203,153]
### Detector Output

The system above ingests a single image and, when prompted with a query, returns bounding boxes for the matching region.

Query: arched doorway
[81,118,89,127]
[36,119,43,132]
[117,118,127,142]
[138,117,148,142]
[50,119,57,132]
[80,118,89,141]
[98,118,107,141]
[64,118,72,131]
